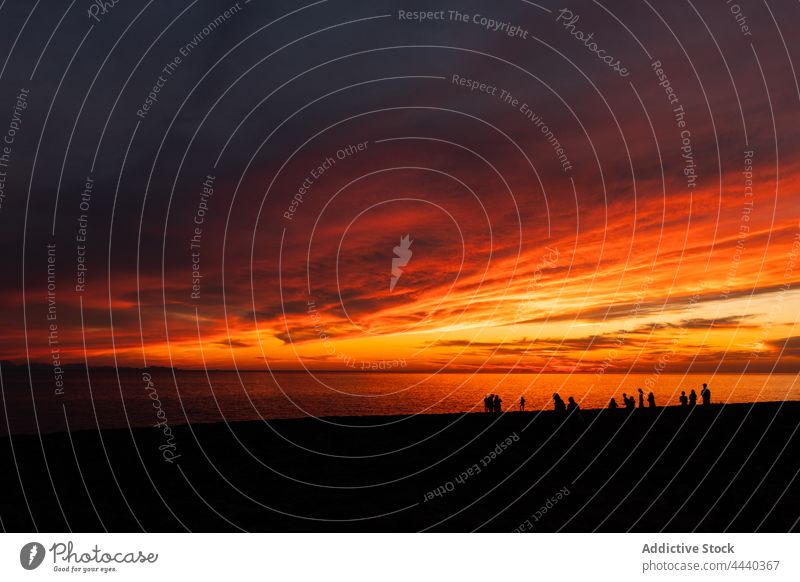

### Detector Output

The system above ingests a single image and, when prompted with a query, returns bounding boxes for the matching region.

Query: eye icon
[20,542,46,570]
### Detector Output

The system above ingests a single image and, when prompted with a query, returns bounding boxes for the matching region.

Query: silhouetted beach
[0,401,798,532]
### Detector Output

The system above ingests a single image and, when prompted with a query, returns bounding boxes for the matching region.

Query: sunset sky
[1,0,799,374]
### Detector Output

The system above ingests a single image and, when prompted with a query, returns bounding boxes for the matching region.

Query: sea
[1,369,798,434]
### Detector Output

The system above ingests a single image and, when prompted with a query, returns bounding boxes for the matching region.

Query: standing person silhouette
[689,389,698,407]
[484,395,491,413]
[638,388,645,408]
[647,392,656,408]
[493,394,502,413]
[519,396,526,412]
[553,393,566,414]
[701,383,711,405]
[679,391,688,406]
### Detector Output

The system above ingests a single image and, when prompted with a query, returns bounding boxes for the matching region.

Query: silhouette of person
[679,391,688,406]
[689,389,697,407]
[622,392,631,410]
[520,396,526,412]
[609,397,619,409]
[638,388,645,408]
[484,395,491,413]
[701,383,711,405]
[493,394,502,413]
[553,393,566,414]
[567,396,579,413]
[647,392,656,408]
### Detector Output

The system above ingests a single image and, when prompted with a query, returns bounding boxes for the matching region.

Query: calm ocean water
[2,370,798,434]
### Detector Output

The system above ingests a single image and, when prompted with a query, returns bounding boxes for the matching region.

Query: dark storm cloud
[212,338,250,348]
[768,336,800,356]
[625,315,756,334]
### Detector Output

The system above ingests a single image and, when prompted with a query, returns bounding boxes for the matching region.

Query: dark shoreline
[1,402,798,532]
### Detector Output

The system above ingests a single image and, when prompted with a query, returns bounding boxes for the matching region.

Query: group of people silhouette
[483,393,503,413]
[678,383,712,407]
[481,384,712,414]
[607,383,712,410]
[552,393,581,414]
[610,388,657,410]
